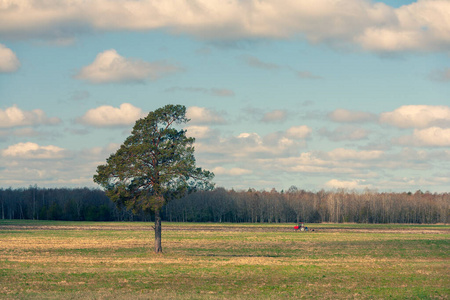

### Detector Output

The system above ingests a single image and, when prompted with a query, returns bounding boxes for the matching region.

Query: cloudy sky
[1,0,449,192]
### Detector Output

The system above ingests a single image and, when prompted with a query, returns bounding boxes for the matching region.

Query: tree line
[1,186,448,224]
[0,186,133,222]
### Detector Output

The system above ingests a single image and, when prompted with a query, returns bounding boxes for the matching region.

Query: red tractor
[294,222,308,232]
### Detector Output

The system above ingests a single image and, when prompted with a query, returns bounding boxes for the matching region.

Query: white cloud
[0,105,61,128]
[357,0,450,53]
[285,125,312,139]
[235,132,304,155]
[75,49,180,84]
[81,143,121,160]
[396,127,450,147]
[78,103,145,127]
[328,108,376,123]
[212,166,252,176]
[186,106,226,125]
[328,148,384,161]
[2,0,448,53]
[2,142,66,159]
[325,179,368,190]
[0,143,120,188]
[270,154,342,175]
[270,148,393,177]
[380,105,450,129]
[196,131,302,162]
[184,125,213,139]
[357,28,423,53]
[261,110,287,123]
[0,44,20,72]
[376,176,447,191]
[413,127,450,146]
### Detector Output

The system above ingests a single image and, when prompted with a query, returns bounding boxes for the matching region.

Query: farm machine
[294,222,309,232]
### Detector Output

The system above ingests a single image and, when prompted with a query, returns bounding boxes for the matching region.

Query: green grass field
[0,220,449,299]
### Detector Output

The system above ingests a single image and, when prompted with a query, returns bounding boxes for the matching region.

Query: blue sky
[1,0,449,192]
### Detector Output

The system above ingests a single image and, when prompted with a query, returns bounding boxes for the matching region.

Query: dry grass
[0,221,449,299]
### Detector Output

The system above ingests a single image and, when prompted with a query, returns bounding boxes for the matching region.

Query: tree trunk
[154,209,162,253]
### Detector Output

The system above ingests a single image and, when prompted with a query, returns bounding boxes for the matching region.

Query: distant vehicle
[294,222,308,232]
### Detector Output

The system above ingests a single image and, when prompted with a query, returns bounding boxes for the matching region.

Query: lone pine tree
[93,104,214,253]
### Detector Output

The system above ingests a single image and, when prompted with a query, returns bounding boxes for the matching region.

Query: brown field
[0,221,449,299]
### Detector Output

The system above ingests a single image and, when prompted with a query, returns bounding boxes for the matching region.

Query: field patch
[0,221,449,299]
